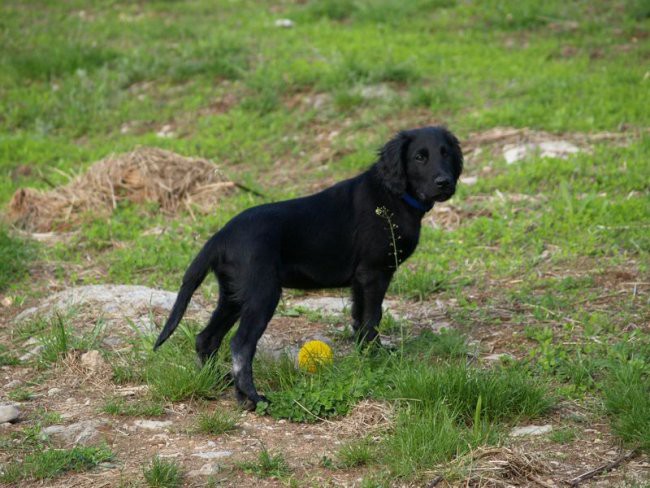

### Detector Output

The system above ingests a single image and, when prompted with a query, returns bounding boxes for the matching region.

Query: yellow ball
[298,340,333,373]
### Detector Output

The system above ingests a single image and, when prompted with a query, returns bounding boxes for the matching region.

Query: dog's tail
[153,235,219,350]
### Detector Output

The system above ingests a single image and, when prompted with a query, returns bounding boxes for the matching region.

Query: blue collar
[401,193,433,212]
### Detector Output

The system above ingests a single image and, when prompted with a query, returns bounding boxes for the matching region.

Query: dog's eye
[440,146,449,157]
[414,153,426,163]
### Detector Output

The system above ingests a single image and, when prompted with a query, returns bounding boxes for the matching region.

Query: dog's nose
[434,176,452,189]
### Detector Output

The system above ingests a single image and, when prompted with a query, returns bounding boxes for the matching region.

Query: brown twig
[567,449,639,486]
[427,475,443,487]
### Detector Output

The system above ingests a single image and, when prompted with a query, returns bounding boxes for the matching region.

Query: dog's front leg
[353,271,392,345]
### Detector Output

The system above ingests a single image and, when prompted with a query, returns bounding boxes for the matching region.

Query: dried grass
[7,147,235,231]
[323,400,394,437]
[459,447,553,487]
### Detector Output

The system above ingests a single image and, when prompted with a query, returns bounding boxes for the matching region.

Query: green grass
[549,427,577,444]
[603,359,650,451]
[7,387,33,402]
[0,344,19,366]
[143,456,183,488]
[24,311,106,368]
[253,331,551,479]
[107,322,231,402]
[237,447,292,479]
[337,437,375,468]
[194,409,238,435]
[0,225,33,291]
[0,445,113,483]
[1,0,649,483]
[102,397,166,418]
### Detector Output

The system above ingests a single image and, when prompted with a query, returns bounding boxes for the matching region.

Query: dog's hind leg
[351,281,364,335]
[230,282,281,410]
[196,288,241,363]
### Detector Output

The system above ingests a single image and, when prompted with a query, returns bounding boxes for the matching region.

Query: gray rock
[47,388,62,397]
[192,450,233,460]
[188,463,220,477]
[12,285,207,346]
[291,296,399,318]
[14,285,200,325]
[359,84,392,99]
[133,420,172,430]
[460,175,478,186]
[503,141,580,164]
[4,380,22,389]
[42,420,104,445]
[0,405,20,423]
[510,424,553,437]
[274,18,294,28]
[19,345,44,362]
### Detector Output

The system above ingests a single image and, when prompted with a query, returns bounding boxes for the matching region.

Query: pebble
[42,420,104,446]
[188,463,220,477]
[484,353,514,362]
[192,450,233,460]
[4,380,22,389]
[19,345,44,362]
[0,405,20,424]
[133,420,173,430]
[274,18,294,28]
[510,424,553,437]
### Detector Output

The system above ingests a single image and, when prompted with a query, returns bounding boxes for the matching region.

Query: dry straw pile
[7,147,235,231]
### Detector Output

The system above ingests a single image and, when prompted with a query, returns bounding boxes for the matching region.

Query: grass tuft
[337,437,375,468]
[143,456,183,488]
[0,225,33,290]
[0,445,113,482]
[238,447,292,479]
[194,409,238,435]
[603,359,650,452]
[102,397,166,417]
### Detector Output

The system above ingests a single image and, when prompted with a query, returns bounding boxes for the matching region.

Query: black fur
[154,126,463,410]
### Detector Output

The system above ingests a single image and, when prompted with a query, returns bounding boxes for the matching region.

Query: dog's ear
[376,131,410,194]
[443,128,464,180]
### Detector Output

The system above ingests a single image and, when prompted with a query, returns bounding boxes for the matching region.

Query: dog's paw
[235,390,270,412]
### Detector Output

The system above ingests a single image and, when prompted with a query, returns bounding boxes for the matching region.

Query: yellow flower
[298,340,333,373]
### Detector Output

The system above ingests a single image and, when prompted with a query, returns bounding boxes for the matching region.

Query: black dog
[154,126,463,409]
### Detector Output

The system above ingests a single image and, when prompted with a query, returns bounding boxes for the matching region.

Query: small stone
[191,450,233,460]
[133,420,173,430]
[156,124,175,138]
[359,84,392,99]
[274,18,294,28]
[460,175,478,186]
[503,141,580,164]
[484,353,514,362]
[4,380,22,389]
[510,424,553,437]
[19,345,44,362]
[0,405,20,423]
[80,350,106,372]
[42,420,104,445]
[47,388,62,397]
[188,463,220,477]
[115,385,149,397]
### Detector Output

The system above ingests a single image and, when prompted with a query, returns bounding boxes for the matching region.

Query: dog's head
[376,126,463,205]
